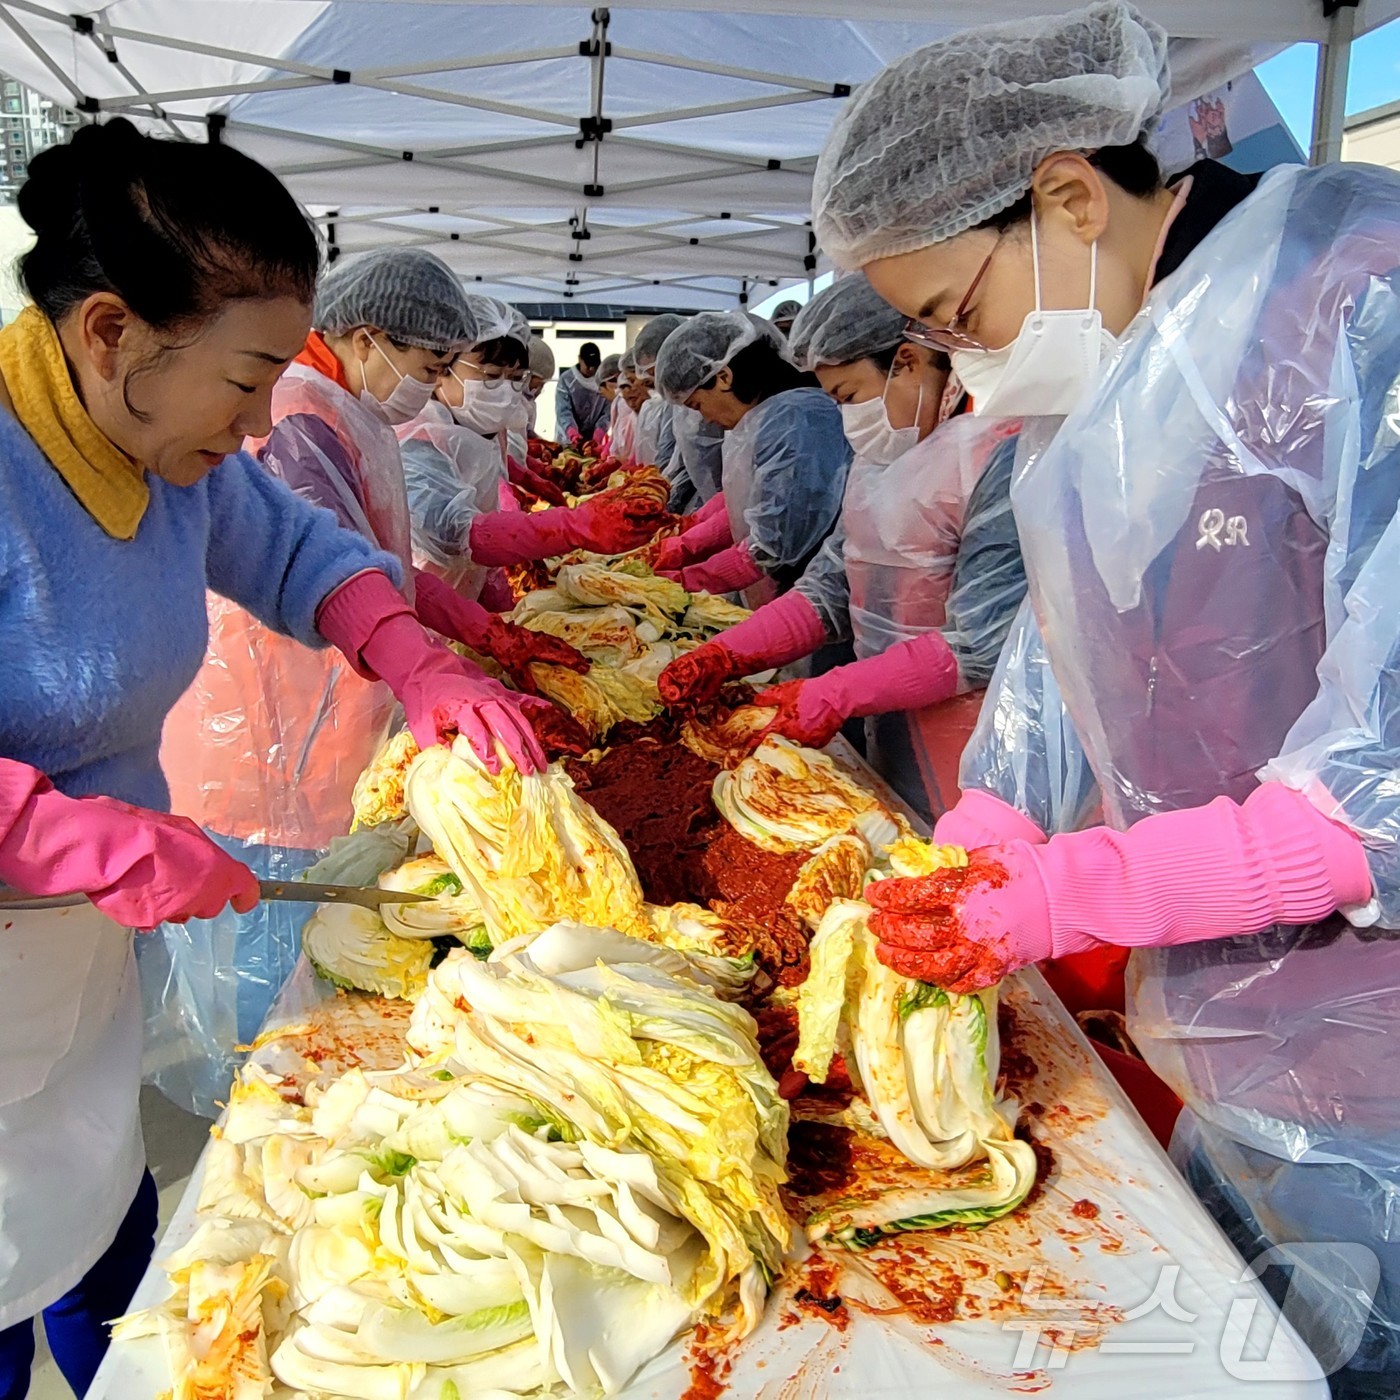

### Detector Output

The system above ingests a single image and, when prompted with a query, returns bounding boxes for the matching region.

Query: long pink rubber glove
[413,571,588,690]
[754,631,960,749]
[654,496,733,573]
[317,571,547,773]
[0,761,259,927]
[934,790,1048,850]
[505,455,568,507]
[867,782,1373,993]
[657,590,828,706]
[469,491,667,564]
[675,539,764,594]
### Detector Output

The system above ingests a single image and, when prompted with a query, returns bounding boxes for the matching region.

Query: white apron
[0,902,145,1329]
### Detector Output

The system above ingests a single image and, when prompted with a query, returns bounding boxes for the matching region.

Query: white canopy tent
[0,0,1387,308]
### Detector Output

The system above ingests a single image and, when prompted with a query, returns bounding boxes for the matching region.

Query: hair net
[789,276,905,370]
[618,348,637,385]
[772,299,802,321]
[528,336,556,380]
[655,310,761,403]
[316,249,477,352]
[812,0,1170,268]
[633,313,687,370]
[598,352,622,384]
[465,294,527,348]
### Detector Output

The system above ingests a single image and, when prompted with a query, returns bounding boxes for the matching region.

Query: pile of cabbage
[117,925,789,1400]
[789,840,1037,1248]
[303,737,754,1001]
[511,561,750,738]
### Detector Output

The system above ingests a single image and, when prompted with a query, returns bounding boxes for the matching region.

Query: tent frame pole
[1310,0,1357,165]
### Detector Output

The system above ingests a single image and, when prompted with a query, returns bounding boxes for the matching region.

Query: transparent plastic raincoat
[794,414,1027,822]
[152,359,412,1113]
[671,404,724,502]
[610,395,638,465]
[965,161,1400,1390]
[722,386,851,608]
[396,399,504,599]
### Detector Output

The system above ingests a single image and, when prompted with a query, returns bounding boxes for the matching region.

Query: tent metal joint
[70,13,93,35]
[332,69,351,85]
[1322,0,1358,14]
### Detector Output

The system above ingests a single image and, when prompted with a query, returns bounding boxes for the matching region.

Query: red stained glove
[479,616,589,693]
[866,783,1373,994]
[658,643,739,707]
[750,678,844,749]
[507,456,568,508]
[0,762,259,928]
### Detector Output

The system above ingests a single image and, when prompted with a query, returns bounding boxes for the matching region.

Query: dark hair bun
[17,116,319,330]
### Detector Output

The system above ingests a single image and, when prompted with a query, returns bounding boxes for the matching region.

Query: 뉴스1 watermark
[1004,1243,1379,1382]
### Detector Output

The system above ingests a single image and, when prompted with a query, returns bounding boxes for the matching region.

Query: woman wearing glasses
[816,2,1400,1386]
[658,276,1026,826]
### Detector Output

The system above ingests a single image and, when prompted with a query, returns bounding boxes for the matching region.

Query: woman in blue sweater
[0,119,546,1399]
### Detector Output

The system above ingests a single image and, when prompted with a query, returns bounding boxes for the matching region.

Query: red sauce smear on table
[681,1323,732,1400]
[1071,1198,1101,1220]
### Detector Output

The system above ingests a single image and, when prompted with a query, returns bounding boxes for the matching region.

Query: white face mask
[359,335,436,425]
[950,210,1116,419]
[839,364,922,465]
[575,367,598,389]
[449,372,519,434]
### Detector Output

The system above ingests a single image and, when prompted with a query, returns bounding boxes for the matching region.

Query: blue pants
[0,1171,157,1400]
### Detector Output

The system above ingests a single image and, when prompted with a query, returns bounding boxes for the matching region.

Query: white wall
[1344,108,1400,171]
[530,318,628,441]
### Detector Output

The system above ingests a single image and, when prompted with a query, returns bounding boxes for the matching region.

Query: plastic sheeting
[151,360,413,1115]
[977,161,1400,1391]
[396,400,505,598]
[671,405,724,502]
[720,386,851,606]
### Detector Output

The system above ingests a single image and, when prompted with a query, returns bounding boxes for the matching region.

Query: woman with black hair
[0,118,548,1397]
[653,311,851,607]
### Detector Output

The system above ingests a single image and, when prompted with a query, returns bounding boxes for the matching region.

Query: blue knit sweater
[0,409,401,810]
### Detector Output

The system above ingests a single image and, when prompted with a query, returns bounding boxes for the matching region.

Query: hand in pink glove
[933,790,1048,850]
[317,572,548,773]
[659,500,733,574]
[468,488,669,566]
[867,782,1372,993]
[652,535,688,575]
[658,591,827,707]
[506,456,568,508]
[413,571,588,693]
[0,762,259,928]
[680,540,765,595]
[755,631,961,749]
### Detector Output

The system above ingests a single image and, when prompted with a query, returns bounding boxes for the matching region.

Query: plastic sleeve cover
[958,598,1101,837]
[940,434,1029,687]
[743,389,852,575]
[793,522,853,643]
[204,453,402,649]
[399,437,484,573]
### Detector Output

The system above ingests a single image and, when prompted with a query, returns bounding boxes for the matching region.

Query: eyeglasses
[453,361,530,392]
[902,235,1001,354]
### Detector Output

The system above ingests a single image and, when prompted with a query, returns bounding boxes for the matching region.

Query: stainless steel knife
[0,881,433,912]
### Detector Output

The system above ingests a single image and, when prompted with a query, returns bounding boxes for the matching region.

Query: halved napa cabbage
[302,904,435,1001]
[377,854,486,942]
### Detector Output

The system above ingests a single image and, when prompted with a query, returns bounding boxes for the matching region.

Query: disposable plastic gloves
[413,571,588,692]
[755,631,960,749]
[317,571,547,773]
[868,782,1373,993]
[0,762,260,927]
[657,590,827,705]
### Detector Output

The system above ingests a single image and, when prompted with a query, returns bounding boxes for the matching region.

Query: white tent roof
[0,0,1387,308]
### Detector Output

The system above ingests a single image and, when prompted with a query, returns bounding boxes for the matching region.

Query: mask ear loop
[1088,238,1099,325]
[1030,206,1044,314]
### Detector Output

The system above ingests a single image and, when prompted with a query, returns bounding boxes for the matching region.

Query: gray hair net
[618,349,638,385]
[632,313,687,370]
[771,299,802,321]
[654,310,761,404]
[316,248,477,352]
[465,294,529,348]
[812,1,1170,269]
[597,352,622,384]
[527,336,556,380]
[788,276,905,370]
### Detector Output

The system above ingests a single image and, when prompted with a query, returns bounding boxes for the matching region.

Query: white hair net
[812,0,1170,269]
[788,276,905,370]
[527,336,556,380]
[465,294,529,348]
[618,349,637,386]
[316,248,477,352]
[598,352,622,384]
[655,310,760,403]
[633,313,687,370]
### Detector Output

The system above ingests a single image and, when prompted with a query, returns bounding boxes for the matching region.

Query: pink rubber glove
[692,491,729,526]
[468,489,668,565]
[934,790,1048,850]
[679,539,764,594]
[0,761,259,928]
[657,590,828,706]
[754,632,960,749]
[506,456,568,508]
[867,782,1373,993]
[656,499,733,572]
[413,571,588,692]
[497,480,525,513]
[317,572,547,774]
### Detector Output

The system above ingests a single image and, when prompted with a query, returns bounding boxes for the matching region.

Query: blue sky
[1259,18,1400,143]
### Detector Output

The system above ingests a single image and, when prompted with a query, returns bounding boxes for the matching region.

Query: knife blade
[259,880,432,910]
